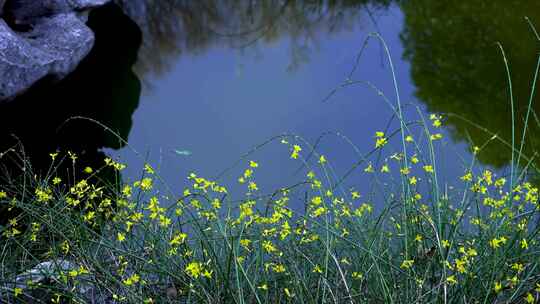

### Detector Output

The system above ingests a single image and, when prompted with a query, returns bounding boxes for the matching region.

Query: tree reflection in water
[116,0,392,76]
[400,1,540,173]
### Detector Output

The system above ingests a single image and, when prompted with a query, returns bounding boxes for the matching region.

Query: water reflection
[0,3,141,222]
[400,1,540,172]
[117,0,392,76]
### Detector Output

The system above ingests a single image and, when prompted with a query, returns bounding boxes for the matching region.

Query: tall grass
[1,34,540,303]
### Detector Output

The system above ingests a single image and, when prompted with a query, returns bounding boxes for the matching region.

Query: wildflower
[262,240,278,253]
[375,131,388,148]
[442,240,450,248]
[14,287,22,297]
[185,262,203,278]
[352,272,363,279]
[84,166,93,174]
[411,155,419,164]
[364,163,374,173]
[351,191,361,200]
[52,177,62,185]
[489,236,507,249]
[414,234,423,242]
[525,293,535,304]
[249,160,258,168]
[170,232,187,246]
[117,232,126,242]
[446,275,457,285]
[248,182,258,192]
[273,264,286,273]
[381,164,390,173]
[405,135,414,143]
[144,163,155,174]
[291,145,302,159]
[258,284,268,290]
[61,241,70,254]
[240,239,251,250]
[409,176,417,185]
[313,265,323,274]
[318,155,327,164]
[461,172,472,182]
[68,151,77,163]
[49,152,59,161]
[123,274,140,286]
[400,259,414,269]
[423,165,434,173]
[0,191,7,199]
[521,238,529,250]
[311,196,322,206]
[493,281,502,293]
[311,207,327,217]
[284,288,294,298]
[135,177,153,191]
[430,133,443,140]
[35,187,52,202]
[400,167,410,175]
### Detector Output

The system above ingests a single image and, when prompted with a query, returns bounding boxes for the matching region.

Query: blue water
[109,3,472,202]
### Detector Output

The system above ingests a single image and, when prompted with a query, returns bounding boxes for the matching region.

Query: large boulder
[0,0,110,101]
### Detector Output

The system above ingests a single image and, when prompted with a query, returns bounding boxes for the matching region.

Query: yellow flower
[352,272,363,279]
[400,167,410,175]
[49,152,59,161]
[83,166,93,174]
[249,160,259,168]
[0,191,7,199]
[248,182,258,192]
[423,165,434,173]
[521,238,528,250]
[144,163,155,174]
[405,135,414,143]
[284,288,294,298]
[493,281,502,293]
[185,262,203,278]
[442,240,450,248]
[364,163,374,173]
[318,155,327,164]
[525,293,535,304]
[291,145,302,159]
[381,164,390,173]
[400,259,414,269]
[312,265,323,274]
[117,232,126,242]
[14,287,22,297]
[123,273,140,286]
[170,232,188,246]
[446,275,457,285]
[489,236,507,249]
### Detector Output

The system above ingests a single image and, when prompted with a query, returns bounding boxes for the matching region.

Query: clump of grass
[1,35,540,304]
[1,109,540,303]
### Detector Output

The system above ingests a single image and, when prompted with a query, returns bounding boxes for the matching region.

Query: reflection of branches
[115,0,391,78]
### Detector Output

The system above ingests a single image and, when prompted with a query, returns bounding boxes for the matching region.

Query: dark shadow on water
[0,3,142,223]
[400,0,540,175]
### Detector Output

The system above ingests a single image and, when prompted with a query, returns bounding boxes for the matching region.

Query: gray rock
[0,0,110,101]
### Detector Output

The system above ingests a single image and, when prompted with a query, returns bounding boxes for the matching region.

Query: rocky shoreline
[0,0,110,101]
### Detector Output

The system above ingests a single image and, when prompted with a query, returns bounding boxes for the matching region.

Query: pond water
[2,1,540,206]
